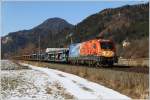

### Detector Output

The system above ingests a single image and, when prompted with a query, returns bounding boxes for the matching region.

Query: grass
[50,81,74,99]
[1,76,20,91]
[19,60,149,99]
[1,75,25,99]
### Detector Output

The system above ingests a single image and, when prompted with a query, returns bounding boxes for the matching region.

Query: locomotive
[68,38,118,66]
[14,38,118,66]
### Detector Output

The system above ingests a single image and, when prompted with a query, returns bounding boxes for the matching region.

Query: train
[14,38,118,66]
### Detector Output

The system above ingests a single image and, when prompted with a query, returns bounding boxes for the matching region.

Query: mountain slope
[71,3,149,58]
[2,18,73,58]
[72,3,148,43]
[35,17,73,34]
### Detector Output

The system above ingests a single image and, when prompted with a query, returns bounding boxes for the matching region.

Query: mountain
[2,18,73,58]
[34,17,73,34]
[72,3,148,43]
[71,3,149,58]
[2,3,149,59]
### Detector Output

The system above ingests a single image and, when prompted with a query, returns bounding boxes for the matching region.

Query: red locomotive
[68,38,118,66]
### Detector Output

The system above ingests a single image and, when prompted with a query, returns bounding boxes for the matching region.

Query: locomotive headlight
[102,51,106,55]
[102,51,114,57]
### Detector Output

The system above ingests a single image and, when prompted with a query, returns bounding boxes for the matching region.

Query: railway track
[17,60,149,74]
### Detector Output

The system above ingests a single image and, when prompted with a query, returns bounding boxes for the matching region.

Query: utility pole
[69,32,73,44]
[118,12,121,17]
[38,33,41,62]
[70,37,73,44]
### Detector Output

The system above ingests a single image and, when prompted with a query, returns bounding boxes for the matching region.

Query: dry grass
[46,87,52,94]
[51,81,74,99]
[1,76,21,91]
[1,75,25,99]
[19,61,149,99]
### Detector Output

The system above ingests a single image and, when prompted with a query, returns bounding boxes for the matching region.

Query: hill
[2,18,73,58]
[70,3,149,58]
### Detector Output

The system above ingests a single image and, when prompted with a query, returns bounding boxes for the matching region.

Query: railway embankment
[118,58,149,67]
[18,60,149,99]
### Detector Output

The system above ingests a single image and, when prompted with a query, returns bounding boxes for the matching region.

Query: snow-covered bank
[1,60,28,70]
[1,60,73,100]
[20,63,131,100]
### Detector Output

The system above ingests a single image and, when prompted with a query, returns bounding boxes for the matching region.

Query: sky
[1,0,148,36]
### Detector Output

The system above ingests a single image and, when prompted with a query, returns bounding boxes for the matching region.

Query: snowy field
[1,60,131,100]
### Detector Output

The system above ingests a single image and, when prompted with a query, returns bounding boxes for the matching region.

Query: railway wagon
[45,48,69,63]
[68,38,118,66]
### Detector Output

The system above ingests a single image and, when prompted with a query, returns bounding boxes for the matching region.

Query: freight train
[14,38,118,66]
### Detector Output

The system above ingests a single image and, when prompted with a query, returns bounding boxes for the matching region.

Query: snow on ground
[1,60,73,100]
[20,62,131,100]
[1,60,28,70]
[1,60,131,100]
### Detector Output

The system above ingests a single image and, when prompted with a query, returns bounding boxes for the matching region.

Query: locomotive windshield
[100,42,113,50]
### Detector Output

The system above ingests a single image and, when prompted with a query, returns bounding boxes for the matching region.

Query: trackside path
[20,62,131,100]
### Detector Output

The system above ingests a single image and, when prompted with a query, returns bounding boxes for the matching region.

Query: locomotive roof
[98,39,113,42]
[46,48,69,53]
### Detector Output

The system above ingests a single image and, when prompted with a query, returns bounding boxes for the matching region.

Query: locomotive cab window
[100,42,113,50]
